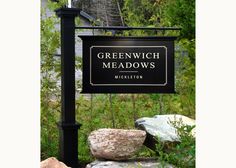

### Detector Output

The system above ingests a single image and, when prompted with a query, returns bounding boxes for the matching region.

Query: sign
[79,36,176,93]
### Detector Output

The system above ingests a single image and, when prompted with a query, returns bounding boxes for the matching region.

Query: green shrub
[163,0,195,39]
[155,121,195,168]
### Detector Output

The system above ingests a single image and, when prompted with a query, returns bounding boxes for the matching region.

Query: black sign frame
[80,35,177,93]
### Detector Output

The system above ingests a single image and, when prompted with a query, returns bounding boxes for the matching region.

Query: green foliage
[163,0,195,39]
[41,99,60,159]
[41,2,60,159]
[47,0,67,10]
[155,121,195,168]
[123,0,166,27]
[133,146,156,158]
[175,40,195,118]
[123,0,195,39]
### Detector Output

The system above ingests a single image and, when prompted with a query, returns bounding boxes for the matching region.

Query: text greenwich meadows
[96,51,160,69]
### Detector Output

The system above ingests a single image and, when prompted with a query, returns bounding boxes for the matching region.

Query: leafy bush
[41,5,60,160]
[163,0,195,39]
[155,121,195,168]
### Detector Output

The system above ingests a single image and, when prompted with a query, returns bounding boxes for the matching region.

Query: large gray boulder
[40,157,70,168]
[88,128,146,160]
[86,159,174,168]
[135,114,195,150]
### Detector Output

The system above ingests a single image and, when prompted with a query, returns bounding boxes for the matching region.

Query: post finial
[68,0,72,8]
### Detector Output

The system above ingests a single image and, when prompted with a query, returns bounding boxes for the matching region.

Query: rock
[86,159,174,168]
[135,114,195,150]
[40,157,70,168]
[88,128,146,160]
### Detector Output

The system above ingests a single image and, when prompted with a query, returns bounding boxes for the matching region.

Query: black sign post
[55,7,179,168]
[80,36,176,93]
[56,8,81,168]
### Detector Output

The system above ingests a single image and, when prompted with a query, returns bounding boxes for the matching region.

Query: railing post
[55,8,81,168]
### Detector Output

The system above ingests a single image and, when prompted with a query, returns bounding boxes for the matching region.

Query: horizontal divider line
[119,71,139,73]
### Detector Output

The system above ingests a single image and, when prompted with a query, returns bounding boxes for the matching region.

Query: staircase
[74,0,124,26]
